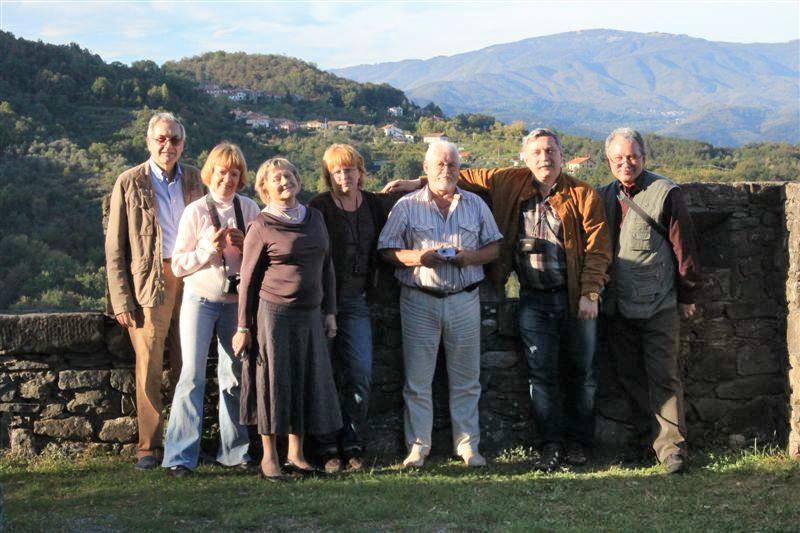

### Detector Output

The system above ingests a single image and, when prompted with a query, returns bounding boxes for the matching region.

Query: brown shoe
[346,455,364,472]
[564,443,588,466]
[323,456,342,474]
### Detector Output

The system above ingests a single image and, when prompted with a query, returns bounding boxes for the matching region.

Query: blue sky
[1,1,798,69]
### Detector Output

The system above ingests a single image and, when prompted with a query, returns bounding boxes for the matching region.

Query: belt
[410,282,481,299]
[524,285,566,294]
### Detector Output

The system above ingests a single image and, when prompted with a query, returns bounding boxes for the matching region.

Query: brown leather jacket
[105,161,204,315]
[456,167,612,315]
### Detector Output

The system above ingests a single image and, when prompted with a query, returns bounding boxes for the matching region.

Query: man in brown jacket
[105,112,205,469]
[384,128,611,471]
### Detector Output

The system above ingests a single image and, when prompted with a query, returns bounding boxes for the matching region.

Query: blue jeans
[317,294,373,455]
[162,293,251,469]
[518,289,597,447]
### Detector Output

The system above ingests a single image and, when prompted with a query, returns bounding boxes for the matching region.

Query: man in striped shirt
[378,141,502,469]
[383,129,612,472]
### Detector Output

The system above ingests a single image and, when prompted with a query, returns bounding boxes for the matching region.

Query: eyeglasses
[610,154,642,164]
[150,135,184,146]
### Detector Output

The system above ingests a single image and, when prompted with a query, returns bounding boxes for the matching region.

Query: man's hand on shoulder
[382,178,423,194]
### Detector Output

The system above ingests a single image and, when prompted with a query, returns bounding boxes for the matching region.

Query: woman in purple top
[233,158,342,481]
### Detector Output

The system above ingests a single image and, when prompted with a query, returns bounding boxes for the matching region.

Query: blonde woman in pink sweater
[162,142,261,478]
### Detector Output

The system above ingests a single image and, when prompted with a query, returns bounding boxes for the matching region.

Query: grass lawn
[1,446,798,532]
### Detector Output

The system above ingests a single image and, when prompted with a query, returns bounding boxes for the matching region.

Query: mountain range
[332,29,800,146]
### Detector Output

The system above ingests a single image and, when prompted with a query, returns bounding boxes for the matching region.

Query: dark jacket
[308,190,399,304]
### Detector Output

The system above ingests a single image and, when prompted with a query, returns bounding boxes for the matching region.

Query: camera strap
[205,194,246,294]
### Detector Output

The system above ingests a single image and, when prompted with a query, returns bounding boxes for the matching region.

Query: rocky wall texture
[786,183,800,458]
[0,182,793,460]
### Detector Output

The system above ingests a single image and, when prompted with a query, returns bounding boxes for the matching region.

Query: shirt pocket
[457,222,480,250]
[409,222,436,248]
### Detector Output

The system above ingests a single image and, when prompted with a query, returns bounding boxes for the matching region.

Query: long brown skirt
[240,299,342,436]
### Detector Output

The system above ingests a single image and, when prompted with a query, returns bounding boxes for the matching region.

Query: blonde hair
[321,143,366,190]
[255,157,300,203]
[200,142,248,189]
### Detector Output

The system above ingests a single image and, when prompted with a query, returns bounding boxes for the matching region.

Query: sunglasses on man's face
[150,135,184,146]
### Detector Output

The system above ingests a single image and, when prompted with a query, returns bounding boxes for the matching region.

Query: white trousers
[400,286,482,456]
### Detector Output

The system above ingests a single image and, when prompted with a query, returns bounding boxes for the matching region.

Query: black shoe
[284,461,324,478]
[664,454,685,474]
[135,456,159,470]
[229,460,257,473]
[534,444,562,473]
[564,442,588,466]
[168,465,193,478]
[258,467,287,482]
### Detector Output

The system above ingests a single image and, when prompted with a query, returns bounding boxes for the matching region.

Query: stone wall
[0,182,795,459]
[786,183,800,458]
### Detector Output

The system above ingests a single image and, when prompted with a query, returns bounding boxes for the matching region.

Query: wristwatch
[237,327,250,334]
[586,292,599,302]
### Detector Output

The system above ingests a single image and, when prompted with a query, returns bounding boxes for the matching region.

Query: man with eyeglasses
[382,130,611,472]
[378,141,502,469]
[105,112,205,470]
[598,127,701,474]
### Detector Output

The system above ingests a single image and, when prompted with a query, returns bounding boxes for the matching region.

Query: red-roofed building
[566,154,595,172]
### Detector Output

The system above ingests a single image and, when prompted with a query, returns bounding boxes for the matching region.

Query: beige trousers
[400,286,482,457]
[127,262,183,459]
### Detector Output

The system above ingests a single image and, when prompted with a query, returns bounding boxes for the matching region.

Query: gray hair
[147,112,186,141]
[605,127,646,158]
[425,140,460,165]
[522,128,562,152]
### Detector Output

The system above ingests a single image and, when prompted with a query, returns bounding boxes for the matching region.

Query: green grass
[1,446,799,532]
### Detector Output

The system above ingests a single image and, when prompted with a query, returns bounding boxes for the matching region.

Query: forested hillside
[163,52,417,125]
[0,31,798,312]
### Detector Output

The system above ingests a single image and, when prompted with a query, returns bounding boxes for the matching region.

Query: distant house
[245,114,272,129]
[327,120,350,130]
[566,155,595,172]
[388,106,404,117]
[423,133,450,144]
[383,124,404,138]
[305,120,325,130]
[404,134,415,143]
[227,90,249,102]
[273,118,298,132]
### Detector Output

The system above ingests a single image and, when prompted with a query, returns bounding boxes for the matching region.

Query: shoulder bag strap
[617,191,668,240]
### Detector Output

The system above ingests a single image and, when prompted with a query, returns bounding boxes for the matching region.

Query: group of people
[105,111,700,481]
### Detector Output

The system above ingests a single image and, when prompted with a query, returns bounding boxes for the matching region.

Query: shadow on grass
[2,449,799,531]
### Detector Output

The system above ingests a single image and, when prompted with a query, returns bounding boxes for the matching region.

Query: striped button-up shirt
[378,186,502,293]
[149,159,185,259]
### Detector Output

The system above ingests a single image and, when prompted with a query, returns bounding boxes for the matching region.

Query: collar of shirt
[620,171,646,197]
[148,159,183,184]
[422,184,463,209]
[530,173,561,200]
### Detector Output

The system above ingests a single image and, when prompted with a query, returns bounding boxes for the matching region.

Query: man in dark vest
[598,127,701,474]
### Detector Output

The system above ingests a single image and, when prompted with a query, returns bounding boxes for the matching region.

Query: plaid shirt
[515,185,567,290]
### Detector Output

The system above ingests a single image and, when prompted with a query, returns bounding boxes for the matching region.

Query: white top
[171,192,262,303]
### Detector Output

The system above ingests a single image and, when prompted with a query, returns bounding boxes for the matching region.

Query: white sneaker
[461,451,486,467]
